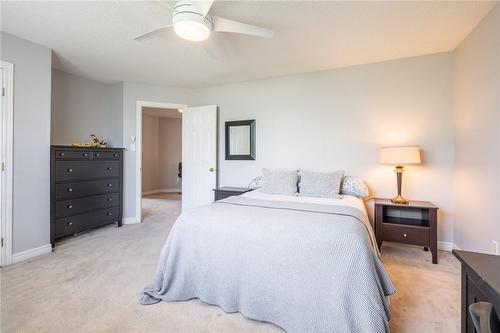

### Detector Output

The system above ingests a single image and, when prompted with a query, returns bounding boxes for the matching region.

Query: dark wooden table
[213,187,253,201]
[453,250,500,333]
[374,198,438,263]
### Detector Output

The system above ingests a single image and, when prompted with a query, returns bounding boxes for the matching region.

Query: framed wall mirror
[225,120,256,160]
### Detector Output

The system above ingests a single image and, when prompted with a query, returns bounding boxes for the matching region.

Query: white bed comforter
[141,193,395,333]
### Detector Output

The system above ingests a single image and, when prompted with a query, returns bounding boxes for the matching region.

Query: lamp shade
[380,146,421,165]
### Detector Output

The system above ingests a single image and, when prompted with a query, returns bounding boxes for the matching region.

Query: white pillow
[298,170,344,198]
[260,169,298,195]
[340,176,370,198]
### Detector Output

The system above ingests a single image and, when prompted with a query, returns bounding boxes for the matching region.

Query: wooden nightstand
[213,187,253,201]
[374,198,439,264]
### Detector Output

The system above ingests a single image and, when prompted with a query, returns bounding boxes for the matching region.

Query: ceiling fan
[134,0,274,42]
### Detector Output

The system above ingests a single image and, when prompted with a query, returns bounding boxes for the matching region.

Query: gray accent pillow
[260,169,298,195]
[248,176,262,189]
[298,170,344,198]
[340,175,370,198]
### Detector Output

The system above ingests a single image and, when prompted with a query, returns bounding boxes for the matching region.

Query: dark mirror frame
[225,119,256,160]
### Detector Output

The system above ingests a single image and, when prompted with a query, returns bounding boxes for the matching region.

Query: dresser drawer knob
[95,153,100,157]
[107,167,112,170]
[83,153,88,157]
[67,205,73,209]
[403,233,407,238]
[67,168,73,173]
[67,188,73,192]
[113,153,118,157]
[107,212,112,216]
[107,198,112,202]
[59,152,65,156]
[107,183,112,187]
[67,222,73,226]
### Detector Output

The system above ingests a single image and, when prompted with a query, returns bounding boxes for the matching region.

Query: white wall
[51,69,123,147]
[453,5,500,253]
[0,32,52,254]
[190,53,455,242]
[122,82,189,219]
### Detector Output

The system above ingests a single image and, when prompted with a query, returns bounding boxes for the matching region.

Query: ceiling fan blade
[212,15,273,38]
[191,0,214,17]
[134,24,173,41]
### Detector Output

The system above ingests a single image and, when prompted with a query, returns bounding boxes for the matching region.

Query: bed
[140,190,395,333]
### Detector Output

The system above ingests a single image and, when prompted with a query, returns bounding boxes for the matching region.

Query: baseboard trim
[142,188,181,196]
[12,244,52,264]
[122,217,140,225]
[438,241,456,252]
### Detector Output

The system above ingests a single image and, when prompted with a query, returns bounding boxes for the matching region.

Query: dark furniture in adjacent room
[374,198,439,264]
[50,145,124,247]
[213,187,252,201]
[453,250,500,333]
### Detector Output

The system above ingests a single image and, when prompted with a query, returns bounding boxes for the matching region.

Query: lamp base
[391,194,409,205]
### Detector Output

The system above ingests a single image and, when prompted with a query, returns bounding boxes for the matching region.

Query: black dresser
[453,250,500,333]
[50,146,124,246]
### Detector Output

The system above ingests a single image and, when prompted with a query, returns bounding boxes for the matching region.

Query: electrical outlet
[492,240,499,255]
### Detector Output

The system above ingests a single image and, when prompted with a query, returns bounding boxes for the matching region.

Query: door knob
[209,167,215,172]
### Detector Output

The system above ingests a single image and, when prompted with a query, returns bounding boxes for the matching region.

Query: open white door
[0,61,14,266]
[182,105,217,212]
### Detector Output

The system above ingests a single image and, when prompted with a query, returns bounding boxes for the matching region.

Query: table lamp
[380,146,421,204]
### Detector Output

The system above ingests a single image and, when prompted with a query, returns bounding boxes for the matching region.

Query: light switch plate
[492,240,499,255]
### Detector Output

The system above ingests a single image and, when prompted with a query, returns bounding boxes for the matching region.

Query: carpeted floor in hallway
[0,193,460,332]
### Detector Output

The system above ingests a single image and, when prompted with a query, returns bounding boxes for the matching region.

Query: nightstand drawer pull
[403,233,407,238]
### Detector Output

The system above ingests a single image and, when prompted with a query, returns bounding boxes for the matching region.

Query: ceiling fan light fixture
[174,20,210,41]
[173,11,212,42]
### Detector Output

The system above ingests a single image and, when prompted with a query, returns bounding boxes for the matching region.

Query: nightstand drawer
[382,223,429,246]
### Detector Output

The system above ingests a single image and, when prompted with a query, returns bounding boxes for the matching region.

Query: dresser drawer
[93,151,120,160]
[55,193,119,218]
[55,179,119,200]
[55,160,119,181]
[55,150,92,160]
[382,223,429,246]
[54,206,120,237]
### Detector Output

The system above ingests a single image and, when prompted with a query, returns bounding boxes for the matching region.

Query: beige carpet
[1,193,460,332]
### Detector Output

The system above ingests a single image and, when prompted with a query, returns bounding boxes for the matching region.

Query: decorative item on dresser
[50,145,124,247]
[453,250,500,333]
[374,198,438,264]
[213,187,253,201]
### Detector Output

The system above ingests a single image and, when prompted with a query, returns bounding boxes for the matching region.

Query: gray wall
[142,114,160,192]
[141,115,182,193]
[51,69,123,147]
[190,53,456,242]
[0,32,52,254]
[159,117,182,190]
[453,5,500,253]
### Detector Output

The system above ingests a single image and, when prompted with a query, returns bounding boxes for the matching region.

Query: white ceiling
[143,107,182,118]
[1,1,496,87]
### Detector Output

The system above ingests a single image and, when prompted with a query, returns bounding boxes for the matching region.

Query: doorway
[0,60,14,266]
[135,102,217,223]
[141,106,183,221]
